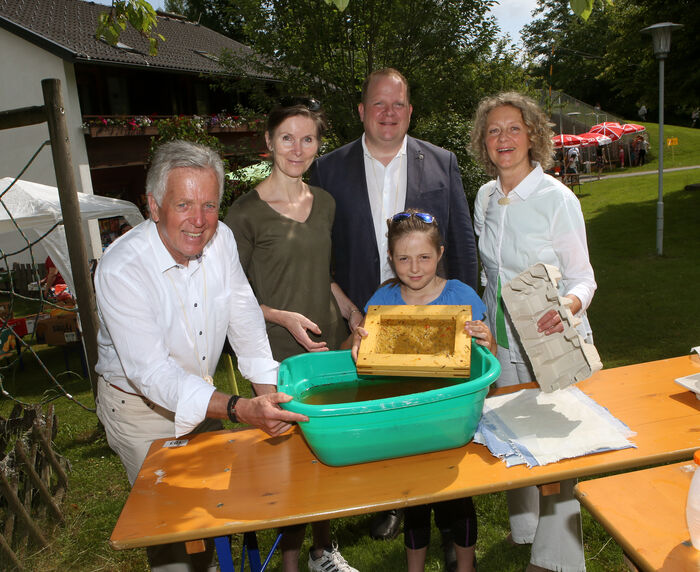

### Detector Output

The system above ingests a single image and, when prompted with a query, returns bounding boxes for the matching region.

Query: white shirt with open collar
[362,133,408,283]
[474,163,596,362]
[95,218,278,436]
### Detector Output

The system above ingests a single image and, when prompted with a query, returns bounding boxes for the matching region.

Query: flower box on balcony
[87,126,158,138]
[208,125,260,133]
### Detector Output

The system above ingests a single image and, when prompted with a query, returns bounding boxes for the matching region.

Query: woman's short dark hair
[266,98,328,140]
[470,92,555,177]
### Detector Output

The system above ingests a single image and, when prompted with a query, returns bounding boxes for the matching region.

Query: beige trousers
[495,348,586,572]
[96,377,221,571]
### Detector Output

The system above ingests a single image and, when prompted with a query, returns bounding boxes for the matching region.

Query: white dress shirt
[474,163,596,362]
[362,134,408,282]
[95,219,278,436]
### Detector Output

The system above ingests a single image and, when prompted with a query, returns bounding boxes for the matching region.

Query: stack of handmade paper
[473,386,636,467]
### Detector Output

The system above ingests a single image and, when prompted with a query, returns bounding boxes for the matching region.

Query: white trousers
[495,348,586,572]
[96,378,220,571]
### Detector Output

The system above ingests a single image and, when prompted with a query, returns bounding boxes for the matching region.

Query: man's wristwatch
[227,395,241,423]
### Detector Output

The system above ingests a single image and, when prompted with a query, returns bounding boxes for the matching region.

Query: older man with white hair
[95,140,306,571]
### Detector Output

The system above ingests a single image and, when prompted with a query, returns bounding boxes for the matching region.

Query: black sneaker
[369,509,403,540]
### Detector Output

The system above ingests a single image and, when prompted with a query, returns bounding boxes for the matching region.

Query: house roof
[0,0,274,79]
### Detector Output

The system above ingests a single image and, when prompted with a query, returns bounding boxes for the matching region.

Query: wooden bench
[575,462,700,571]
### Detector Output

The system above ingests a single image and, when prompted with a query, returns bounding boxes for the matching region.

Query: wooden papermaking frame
[356,305,472,378]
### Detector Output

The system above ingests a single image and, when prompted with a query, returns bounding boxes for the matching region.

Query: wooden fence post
[0,468,48,547]
[14,440,64,523]
[0,405,69,566]
[41,79,100,398]
[31,421,68,490]
[0,531,22,570]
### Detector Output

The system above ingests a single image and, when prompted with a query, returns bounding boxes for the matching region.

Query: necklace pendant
[203,375,214,385]
[497,197,510,206]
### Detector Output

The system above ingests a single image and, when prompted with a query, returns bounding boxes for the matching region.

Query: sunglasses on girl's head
[279,96,322,111]
[391,212,436,224]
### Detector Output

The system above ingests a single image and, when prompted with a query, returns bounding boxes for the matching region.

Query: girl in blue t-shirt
[347,209,495,572]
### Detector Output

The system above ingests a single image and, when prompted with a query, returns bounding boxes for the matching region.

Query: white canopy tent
[0,177,144,293]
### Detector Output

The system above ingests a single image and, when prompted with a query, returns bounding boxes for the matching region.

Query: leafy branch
[570,0,614,22]
[95,0,165,56]
[324,0,350,10]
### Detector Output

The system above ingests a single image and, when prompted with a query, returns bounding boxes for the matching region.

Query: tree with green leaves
[523,0,697,122]
[522,0,616,111]
[164,0,248,42]
[101,0,604,58]
[107,0,532,198]
[221,0,510,139]
[205,0,530,198]
[597,0,697,123]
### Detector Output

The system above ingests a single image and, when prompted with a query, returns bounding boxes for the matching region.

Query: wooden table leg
[185,539,206,554]
[539,482,561,496]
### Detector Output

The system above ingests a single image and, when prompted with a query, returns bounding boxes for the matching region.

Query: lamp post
[557,95,564,134]
[641,22,683,256]
[586,111,599,130]
[567,111,581,134]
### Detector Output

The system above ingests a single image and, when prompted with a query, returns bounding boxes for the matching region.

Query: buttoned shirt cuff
[238,356,279,386]
[566,284,594,314]
[174,382,216,437]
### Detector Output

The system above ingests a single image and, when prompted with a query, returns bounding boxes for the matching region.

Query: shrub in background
[412,111,489,206]
[147,110,267,216]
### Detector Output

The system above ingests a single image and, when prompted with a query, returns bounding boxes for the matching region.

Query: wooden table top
[575,461,700,571]
[111,354,700,550]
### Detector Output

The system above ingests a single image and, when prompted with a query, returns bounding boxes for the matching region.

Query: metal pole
[558,96,563,134]
[656,58,665,256]
[41,79,100,397]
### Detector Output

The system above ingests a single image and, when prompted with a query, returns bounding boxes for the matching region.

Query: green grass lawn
[581,169,700,368]
[623,122,700,171]
[1,135,699,570]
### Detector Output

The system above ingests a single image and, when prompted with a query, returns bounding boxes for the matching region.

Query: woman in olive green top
[224,98,361,572]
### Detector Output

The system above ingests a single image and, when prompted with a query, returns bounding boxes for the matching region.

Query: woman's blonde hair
[469,92,554,177]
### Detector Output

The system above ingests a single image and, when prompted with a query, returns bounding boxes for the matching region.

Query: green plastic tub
[278,343,501,466]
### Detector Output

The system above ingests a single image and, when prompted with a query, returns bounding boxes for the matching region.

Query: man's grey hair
[146,140,225,206]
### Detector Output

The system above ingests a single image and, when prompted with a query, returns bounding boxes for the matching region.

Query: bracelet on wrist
[227,395,241,423]
[349,308,361,318]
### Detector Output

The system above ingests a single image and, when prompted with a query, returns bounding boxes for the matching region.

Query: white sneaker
[307,545,359,572]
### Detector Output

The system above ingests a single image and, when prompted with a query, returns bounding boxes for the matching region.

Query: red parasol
[589,123,623,141]
[552,134,582,148]
[579,132,613,146]
[621,123,646,134]
[576,133,599,147]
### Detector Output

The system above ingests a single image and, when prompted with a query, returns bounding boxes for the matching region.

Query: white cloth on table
[474,385,636,467]
[95,219,278,437]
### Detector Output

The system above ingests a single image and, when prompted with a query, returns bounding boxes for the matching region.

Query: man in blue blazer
[309,68,478,312]
[309,69,479,552]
